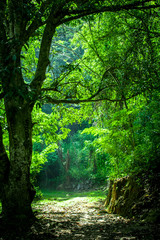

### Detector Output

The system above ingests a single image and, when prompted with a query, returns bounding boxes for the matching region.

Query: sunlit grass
[0,190,106,212]
[31,189,106,209]
[42,189,106,199]
[32,189,106,206]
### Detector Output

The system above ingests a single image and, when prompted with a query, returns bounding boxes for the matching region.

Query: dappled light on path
[29,194,160,240]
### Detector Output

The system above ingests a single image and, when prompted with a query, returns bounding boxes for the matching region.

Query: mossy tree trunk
[0,16,36,220]
[0,0,59,223]
[1,97,34,222]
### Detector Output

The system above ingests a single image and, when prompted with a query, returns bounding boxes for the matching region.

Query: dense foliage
[0,0,160,223]
[34,7,160,189]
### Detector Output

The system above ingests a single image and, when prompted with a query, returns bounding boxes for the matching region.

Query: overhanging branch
[23,0,54,42]
[45,92,141,105]
[60,0,160,25]
[30,7,66,94]
[29,0,159,99]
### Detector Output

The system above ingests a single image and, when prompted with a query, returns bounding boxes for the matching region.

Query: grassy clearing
[0,190,106,213]
[32,189,106,208]
[42,189,106,201]
[32,190,106,209]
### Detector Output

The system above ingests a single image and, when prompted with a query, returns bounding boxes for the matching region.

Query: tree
[0,0,159,224]
[73,7,160,178]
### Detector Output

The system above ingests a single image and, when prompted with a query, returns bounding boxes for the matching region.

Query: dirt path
[27,197,160,240]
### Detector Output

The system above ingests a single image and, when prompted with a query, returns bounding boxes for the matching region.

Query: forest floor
[1,190,160,240]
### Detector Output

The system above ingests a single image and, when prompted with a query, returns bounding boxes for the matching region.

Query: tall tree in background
[0,0,159,223]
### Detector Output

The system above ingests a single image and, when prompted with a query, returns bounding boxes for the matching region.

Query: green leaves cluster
[33,7,160,183]
[2,1,160,185]
[31,102,84,180]
[68,8,160,179]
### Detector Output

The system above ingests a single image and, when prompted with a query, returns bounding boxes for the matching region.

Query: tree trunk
[1,98,35,224]
[0,125,10,197]
[65,150,71,187]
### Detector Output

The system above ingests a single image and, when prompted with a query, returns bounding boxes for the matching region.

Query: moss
[105,176,143,217]
[105,174,160,222]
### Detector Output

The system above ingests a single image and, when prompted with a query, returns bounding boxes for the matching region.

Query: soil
[1,196,160,239]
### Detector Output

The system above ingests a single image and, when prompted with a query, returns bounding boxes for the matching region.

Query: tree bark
[0,125,10,198]
[1,97,35,223]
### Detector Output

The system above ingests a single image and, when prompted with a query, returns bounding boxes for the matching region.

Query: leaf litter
[1,195,160,239]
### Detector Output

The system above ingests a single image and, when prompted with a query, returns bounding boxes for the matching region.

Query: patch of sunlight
[56,196,90,207]
[32,189,106,207]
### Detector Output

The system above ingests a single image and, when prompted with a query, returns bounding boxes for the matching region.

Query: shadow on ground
[1,196,160,240]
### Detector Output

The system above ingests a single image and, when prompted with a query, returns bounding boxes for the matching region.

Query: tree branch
[28,0,160,99]
[45,91,142,105]
[30,7,66,95]
[0,0,7,42]
[23,0,52,43]
[52,41,101,77]
[23,0,72,43]
[59,0,159,25]
[41,87,60,92]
